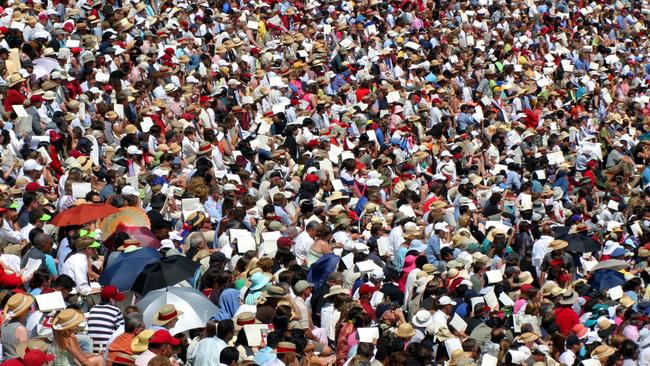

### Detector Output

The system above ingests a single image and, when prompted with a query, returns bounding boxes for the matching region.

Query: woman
[335,305,363,366]
[53,308,104,366]
[1,293,33,360]
[186,320,216,365]
[306,224,335,266]
[212,288,241,321]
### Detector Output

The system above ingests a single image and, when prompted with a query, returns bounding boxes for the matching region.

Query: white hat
[159,239,175,250]
[121,185,138,196]
[23,159,43,172]
[438,296,456,306]
[126,145,142,155]
[441,151,453,157]
[223,184,237,191]
[366,178,382,187]
[370,268,384,280]
[434,222,449,232]
[412,310,432,328]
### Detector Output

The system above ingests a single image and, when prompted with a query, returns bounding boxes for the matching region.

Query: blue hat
[249,272,270,291]
[409,240,427,253]
[611,248,627,257]
[254,347,277,365]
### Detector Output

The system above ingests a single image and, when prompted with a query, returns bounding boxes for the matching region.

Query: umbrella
[131,256,200,295]
[136,287,218,335]
[99,247,160,291]
[104,225,161,251]
[51,203,120,227]
[565,234,601,253]
[588,269,626,293]
[588,259,631,272]
[99,207,150,240]
[552,226,571,239]
[307,253,340,290]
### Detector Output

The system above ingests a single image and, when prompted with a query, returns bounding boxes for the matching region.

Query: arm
[63,336,96,366]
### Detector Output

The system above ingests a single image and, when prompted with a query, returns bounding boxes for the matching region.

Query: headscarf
[212,288,241,321]
[399,255,418,291]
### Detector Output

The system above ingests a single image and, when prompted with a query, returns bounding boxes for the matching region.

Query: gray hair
[189,232,207,248]
[32,233,51,251]
[124,312,144,333]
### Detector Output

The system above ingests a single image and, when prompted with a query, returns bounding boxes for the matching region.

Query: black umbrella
[131,255,200,295]
[565,234,601,253]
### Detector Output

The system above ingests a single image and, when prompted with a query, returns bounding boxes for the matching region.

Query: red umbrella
[51,203,120,227]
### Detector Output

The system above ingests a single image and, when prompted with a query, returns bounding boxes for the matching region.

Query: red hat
[148,330,180,346]
[359,283,375,296]
[277,237,294,248]
[587,160,598,168]
[306,140,320,149]
[49,130,62,142]
[0,27,7,34]
[571,323,588,339]
[23,350,54,366]
[30,95,44,103]
[100,285,125,302]
[199,96,211,104]
[25,182,46,193]
[304,174,319,183]
[181,112,195,121]
[63,23,74,33]
[520,284,533,292]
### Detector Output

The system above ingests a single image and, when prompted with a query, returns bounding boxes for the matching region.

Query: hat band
[7,295,30,317]
[277,346,296,353]
[199,144,211,152]
[237,318,255,326]
[158,310,178,321]
[54,314,82,330]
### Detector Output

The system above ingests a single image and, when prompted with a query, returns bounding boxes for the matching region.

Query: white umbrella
[33,57,58,79]
[136,286,217,335]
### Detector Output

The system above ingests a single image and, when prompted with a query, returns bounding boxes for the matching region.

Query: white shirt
[19,223,34,240]
[532,235,553,277]
[430,309,449,334]
[558,349,576,366]
[293,231,314,265]
[0,219,22,244]
[61,252,92,296]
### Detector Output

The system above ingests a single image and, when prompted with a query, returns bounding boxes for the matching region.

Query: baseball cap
[293,280,313,294]
[23,159,43,172]
[126,145,142,155]
[23,350,54,366]
[434,222,449,232]
[100,285,125,302]
[25,182,45,193]
[148,329,180,346]
[438,296,456,306]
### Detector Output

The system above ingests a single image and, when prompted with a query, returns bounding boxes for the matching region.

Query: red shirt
[554,306,579,336]
[0,357,24,366]
[3,89,26,112]
[0,263,23,289]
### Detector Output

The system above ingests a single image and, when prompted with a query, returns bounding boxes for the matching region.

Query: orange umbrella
[51,203,120,227]
[99,207,151,240]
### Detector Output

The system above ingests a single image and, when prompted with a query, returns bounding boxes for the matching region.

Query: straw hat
[4,293,33,319]
[558,289,578,305]
[7,73,24,87]
[323,285,348,298]
[16,339,48,358]
[516,271,534,286]
[590,344,615,359]
[395,323,416,338]
[548,239,568,251]
[52,309,85,331]
[131,329,155,353]
[597,318,617,338]
[152,304,184,326]
[517,332,539,343]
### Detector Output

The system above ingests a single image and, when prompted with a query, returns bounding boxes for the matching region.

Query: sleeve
[72,257,92,296]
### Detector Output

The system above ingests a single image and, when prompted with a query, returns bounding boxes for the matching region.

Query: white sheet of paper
[377,237,390,256]
[22,258,42,279]
[323,24,332,34]
[37,147,52,165]
[404,41,420,50]
[243,324,268,346]
[520,193,532,207]
[482,354,498,366]
[357,327,379,343]
[231,229,256,253]
[246,20,259,30]
[492,164,507,174]
[485,270,503,284]
[398,205,416,218]
[444,338,462,355]
[606,221,622,232]
[341,151,355,162]
[499,292,515,307]
[328,144,342,163]
[484,289,498,309]
[450,313,467,332]
[71,182,92,199]
[12,105,28,118]
[581,142,603,160]
[632,221,643,236]
[547,151,565,165]
[35,291,66,312]
[535,170,546,180]
[386,91,400,103]
[141,117,154,133]
[181,197,201,219]
[341,252,354,269]
[608,285,623,300]
[261,231,281,256]
[470,296,485,309]
[65,39,80,48]
[356,260,380,273]
[607,200,619,211]
[114,104,125,119]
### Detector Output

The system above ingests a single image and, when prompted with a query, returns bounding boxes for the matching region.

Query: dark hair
[216,319,234,340]
[53,274,75,290]
[219,347,239,365]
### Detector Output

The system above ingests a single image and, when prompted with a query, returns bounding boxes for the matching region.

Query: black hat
[566,335,580,347]
[150,194,166,209]
[209,252,227,264]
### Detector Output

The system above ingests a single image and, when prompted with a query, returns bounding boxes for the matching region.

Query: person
[134,330,179,366]
[60,236,101,296]
[218,347,239,366]
[150,305,183,332]
[2,293,33,360]
[106,313,145,365]
[52,309,103,366]
[189,320,233,366]
[87,286,125,353]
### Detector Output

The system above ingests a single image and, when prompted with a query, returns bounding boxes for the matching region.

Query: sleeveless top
[53,346,75,366]
[306,247,323,266]
[1,321,23,361]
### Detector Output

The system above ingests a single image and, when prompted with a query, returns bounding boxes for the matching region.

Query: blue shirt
[190,337,228,366]
[505,170,522,192]
[426,234,441,265]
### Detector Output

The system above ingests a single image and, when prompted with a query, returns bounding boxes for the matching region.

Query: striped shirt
[87,303,124,353]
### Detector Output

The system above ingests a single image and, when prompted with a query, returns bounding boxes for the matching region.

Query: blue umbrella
[588,269,625,294]
[307,253,340,290]
[99,247,161,291]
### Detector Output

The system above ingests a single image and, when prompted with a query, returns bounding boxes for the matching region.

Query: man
[430,296,456,334]
[20,233,51,273]
[0,206,23,244]
[60,236,101,296]
[426,222,449,266]
[311,272,343,325]
[190,320,234,366]
[150,305,183,332]
[539,239,575,286]
[293,280,313,330]
[558,335,581,366]
[134,329,179,366]
[106,312,144,363]
[276,342,297,366]
[218,347,239,366]
[87,286,125,352]
[531,225,554,278]
[294,221,318,265]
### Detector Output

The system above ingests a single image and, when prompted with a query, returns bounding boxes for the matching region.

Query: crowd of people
[0,0,648,365]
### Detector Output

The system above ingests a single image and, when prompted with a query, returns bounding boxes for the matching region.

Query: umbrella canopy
[132,255,200,295]
[136,287,218,335]
[565,235,601,253]
[588,269,626,294]
[99,247,160,291]
[105,225,161,251]
[51,203,120,227]
[552,226,571,238]
[307,253,340,290]
[588,259,631,272]
[99,207,150,240]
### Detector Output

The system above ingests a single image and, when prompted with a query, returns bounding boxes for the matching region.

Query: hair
[219,347,239,365]
[147,356,172,366]
[53,274,75,291]
[199,320,217,340]
[217,319,234,340]
[29,270,51,290]
[32,233,51,251]
[124,312,144,333]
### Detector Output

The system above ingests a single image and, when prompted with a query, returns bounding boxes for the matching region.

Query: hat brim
[152,310,184,326]
[597,325,617,339]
